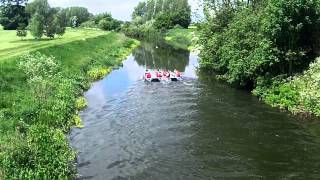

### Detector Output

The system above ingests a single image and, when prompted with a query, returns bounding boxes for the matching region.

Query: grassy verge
[164,27,198,51]
[253,57,320,117]
[0,28,107,60]
[0,30,139,179]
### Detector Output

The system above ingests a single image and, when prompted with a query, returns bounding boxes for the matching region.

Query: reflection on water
[133,41,190,71]
[70,42,320,180]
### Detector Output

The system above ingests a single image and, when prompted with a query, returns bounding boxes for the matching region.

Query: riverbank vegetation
[198,0,320,117]
[164,27,198,50]
[0,27,139,178]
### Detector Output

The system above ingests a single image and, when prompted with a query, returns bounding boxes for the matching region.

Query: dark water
[70,42,320,180]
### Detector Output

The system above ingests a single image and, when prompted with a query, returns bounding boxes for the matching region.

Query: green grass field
[0,28,139,179]
[164,27,197,50]
[0,28,108,60]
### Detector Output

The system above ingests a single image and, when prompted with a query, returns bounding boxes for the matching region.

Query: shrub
[1,125,76,179]
[80,20,99,29]
[199,0,320,87]
[72,114,84,128]
[16,24,28,40]
[153,13,174,30]
[75,97,87,110]
[87,67,111,80]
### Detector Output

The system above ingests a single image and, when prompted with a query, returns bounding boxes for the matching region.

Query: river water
[70,42,320,179]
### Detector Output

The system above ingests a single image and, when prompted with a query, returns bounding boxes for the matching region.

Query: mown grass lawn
[0,28,108,60]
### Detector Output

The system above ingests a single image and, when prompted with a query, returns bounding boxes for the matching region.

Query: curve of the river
[70,42,320,180]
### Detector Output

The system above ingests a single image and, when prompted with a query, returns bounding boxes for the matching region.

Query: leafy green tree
[90,13,122,31]
[125,0,192,37]
[62,7,90,27]
[0,0,29,30]
[26,0,50,16]
[16,23,27,39]
[199,0,320,88]
[153,13,173,30]
[44,8,58,38]
[54,9,67,37]
[132,2,147,19]
[26,0,67,39]
[28,13,44,39]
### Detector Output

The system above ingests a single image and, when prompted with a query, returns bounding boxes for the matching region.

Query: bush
[1,125,76,179]
[254,57,320,116]
[75,97,87,110]
[153,13,174,30]
[80,20,99,29]
[99,19,121,31]
[0,34,140,179]
[87,67,111,80]
[199,0,320,87]
[16,29,27,39]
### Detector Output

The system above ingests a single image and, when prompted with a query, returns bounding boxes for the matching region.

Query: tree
[70,16,78,28]
[26,0,67,39]
[153,13,173,30]
[132,2,147,19]
[0,0,27,5]
[54,10,67,37]
[131,0,192,31]
[198,0,320,87]
[28,13,44,39]
[26,0,50,16]
[16,23,27,40]
[98,16,121,31]
[64,7,90,27]
[0,0,29,30]
[44,8,58,38]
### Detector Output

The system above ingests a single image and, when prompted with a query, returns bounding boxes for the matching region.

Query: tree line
[0,0,122,39]
[199,0,320,89]
[122,0,191,38]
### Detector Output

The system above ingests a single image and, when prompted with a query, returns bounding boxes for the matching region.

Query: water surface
[70,42,320,179]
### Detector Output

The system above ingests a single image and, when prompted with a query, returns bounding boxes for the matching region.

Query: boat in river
[144,69,182,82]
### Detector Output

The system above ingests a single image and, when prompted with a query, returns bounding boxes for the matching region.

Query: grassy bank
[253,57,320,117]
[164,27,197,51]
[0,28,108,60]
[0,29,139,179]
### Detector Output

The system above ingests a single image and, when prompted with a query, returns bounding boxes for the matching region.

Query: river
[70,42,320,179]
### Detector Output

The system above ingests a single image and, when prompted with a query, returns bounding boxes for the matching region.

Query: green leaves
[199,0,320,87]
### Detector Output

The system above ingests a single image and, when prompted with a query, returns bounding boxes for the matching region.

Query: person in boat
[174,69,181,77]
[163,69,170,78]
[156,69,162,78]
[145,69,152,79]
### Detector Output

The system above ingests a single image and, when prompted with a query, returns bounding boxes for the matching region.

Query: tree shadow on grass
[10,38,57,43]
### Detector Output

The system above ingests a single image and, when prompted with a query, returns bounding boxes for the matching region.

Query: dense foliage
[199,0,320,87]
[79,13,122,32]
[26,0,67,39]
[199,0,320,115]
[0,0,29,30]
[60,7,91,27]
[254,57,320,116]
[123,0,191,38]
[164,27,197,50]
[0,32,139,178]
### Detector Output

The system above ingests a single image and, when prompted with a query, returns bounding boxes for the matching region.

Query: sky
[47,0,202,21]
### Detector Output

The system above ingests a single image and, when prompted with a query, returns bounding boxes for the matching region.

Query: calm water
[70,42,320,180]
